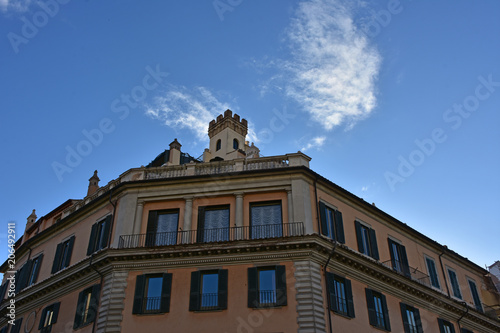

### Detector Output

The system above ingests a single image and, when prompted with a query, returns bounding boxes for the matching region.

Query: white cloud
[301,136,326,151]
[283,0,381,130]
[0,0,32,13]
[145,86,234,142]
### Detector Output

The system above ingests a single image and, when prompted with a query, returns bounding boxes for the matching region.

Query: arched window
[233,139,239,150]
[216,139,221,151]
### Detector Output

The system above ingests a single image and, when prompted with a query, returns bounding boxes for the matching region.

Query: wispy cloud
[145,86,233,141]
[283,0,381,130]
[0,0,31,13]
[301,136,326,151]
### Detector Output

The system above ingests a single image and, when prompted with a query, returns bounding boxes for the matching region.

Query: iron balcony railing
[142,297,161,313]
[200,293,219,310]
[118,222,304,249]
[382,260,431,287]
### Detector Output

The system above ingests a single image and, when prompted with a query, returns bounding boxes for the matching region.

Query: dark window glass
[73,284,100,329]
[438,318,456,333]
[189,270,227,311]
[319,202,345,243]
[250,202,282,239]
[448,269,462,299]
[87,215,112,255]
[39,302,60,333]
[366,289,391,331]
[52,236,75,274]
[197,206,230,243]
[388,239,410,278]
[233,139,239,150]
[248,266,287,308]
[326,273,355,318]
[28,255,43,286]
[426,257,440,289]
[146,210,179,246]
[400,303,423,333]
[133,273,172,314]
[216,139,221,151]
[355,221,379,260]
[201,272,219,309]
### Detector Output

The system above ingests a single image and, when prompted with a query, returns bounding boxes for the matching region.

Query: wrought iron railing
[201,293,219,310]
[382,260,431,287]
[259,290,277,306]
[118,222,304,249]
[142,297,161,313]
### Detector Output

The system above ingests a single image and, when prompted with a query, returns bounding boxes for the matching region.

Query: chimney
[168,138,182,165]
[87,170,100,196]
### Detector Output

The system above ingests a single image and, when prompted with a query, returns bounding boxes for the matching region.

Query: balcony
[118,222,305,249]
[382,260,431,287]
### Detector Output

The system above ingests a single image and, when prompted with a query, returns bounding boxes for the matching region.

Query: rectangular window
[248,266,287,308]
[400,303,423,333]
[388,238,411,278]
[10,318,23,333]
[438,318,456,333]
[87,215,112,255]
[146,210,180,246]
[39,302,60,333]
[51,236,75,274]
[447,268,462,299]
[467,279,482,312]
[425,256,440,289]
[197,205,230,243]
[133,273,172,314]
[366,288,391,331]
[250,201,283,239]
[189,270,228,311]
[319,202,345,243]
[355,221,379,260]
[326,272,355,318]
[73,284,101,329]
[28,254,43,286]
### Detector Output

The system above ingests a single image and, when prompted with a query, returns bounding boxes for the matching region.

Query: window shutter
[400,244,411,278]
[247,267,258,308]
[319,202,328,236]
[438,318,446,333]
[388,239,397,268]
[133,275,146,314]
[218,269,228,310]
[101,215,112,249]
[87,223,98,255]
[38,307,47,329]
[275,265,287,306]
[11,318,22,333]
[334,210,345,243]
[0,283,7,301]
[160,273,172,313]
[16,260,32,292]
[88,284,101,323]
[345,278,355,318]
[52,302,61,324]
[52,242,63,273]
[197,207,205,243]
[189,271,201,311]
[326,272,337,312]
[365,289,377,326]
[64,236,75,268]
[369,228,379,260]
[355,221,364,253]
[380,293,390,331]
[73,290,85,329]
[146,211,158,247]
[400,303,410,333]
[32,254,43,284]
[414,306,423,333]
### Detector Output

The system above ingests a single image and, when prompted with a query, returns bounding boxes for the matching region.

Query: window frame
[233,139,239,150]
[73,284,101,329]
[133,273,172,315]
[249,201,283,239]
[216,139,221,151]
[189,269,228,311]
[87,215,112,255]
[388,238,411,278]
[425,255,441,289]
[466,277,483,312]
[51,236,75,274]
[354,221,379,260]
[248,265,287,308]
[197,205,230,243]
[400,303,423,333]
[39,302,61,333]
[319,202,345,243]
[438,318,456,333]
[366,288,391,331]
[446,267,462,300]
[146,209,180,247]
[326,272,355,318]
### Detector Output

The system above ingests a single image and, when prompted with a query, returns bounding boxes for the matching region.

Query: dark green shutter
[160,273,172,313]
[189,271,201,311]
[101,215,112,249]
[400,244,410,278]
[438,318,446,333]
[365,289,377,326]
[10,319,22,333]
[52,242,63,273]
[39,306,47,329]
[146,211,158,247]
[326,272,337,312]
[16,260,32,292]
[32,254,43,284]
[218,269,228,310]
[133,275,146,314]
[334,210,345,243]
[0,283,7,301]
[64,236,75,268]
[355,221,364,253]
[369,228,379,260]
[88,284,101,323]
[319,202,328,236]
[400,303,410,333]
[380,293,390,331]
[73,289,85,329]
[247,268,258,308]
[275,265,287,306]
[52,302,60,324]
[414,306,423,333]
[345,278,355,318]
[87,223,98,255]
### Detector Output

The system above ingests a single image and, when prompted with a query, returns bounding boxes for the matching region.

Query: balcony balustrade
[382,260,431,287]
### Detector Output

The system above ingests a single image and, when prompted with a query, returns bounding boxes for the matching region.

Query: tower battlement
[208,109,248,138]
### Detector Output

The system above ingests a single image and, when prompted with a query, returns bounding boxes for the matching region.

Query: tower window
[233,139,239,150]
[216,139,221,151]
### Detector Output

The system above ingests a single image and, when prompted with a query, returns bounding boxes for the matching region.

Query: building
[1,110,499,333]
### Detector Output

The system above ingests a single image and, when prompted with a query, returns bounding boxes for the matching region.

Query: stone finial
[27,209,37,224]
[87,170,100,197]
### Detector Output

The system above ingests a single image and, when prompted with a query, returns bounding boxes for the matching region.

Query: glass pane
[259,270,276,305]
[201,273,219,308]
[251,204,282,239]
[361,226,370,256]
[145,277,163,311]
[334,279,347,314]
[373,295,385,327]
[392,243,401,272]
[156,212,178,245]
[203,208,229,242]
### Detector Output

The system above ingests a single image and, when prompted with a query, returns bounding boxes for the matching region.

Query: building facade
[1,110,499,333]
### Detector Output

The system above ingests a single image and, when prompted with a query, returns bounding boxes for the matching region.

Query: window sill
[370,324,390,332]
[330,310,354,320]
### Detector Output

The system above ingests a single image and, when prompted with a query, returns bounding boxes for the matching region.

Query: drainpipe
[107,189,118,249]
[457,301,468,332]
[314,178,321,234]
[324,241,337,333]
[89,254,104,333]
[438,247,450,298]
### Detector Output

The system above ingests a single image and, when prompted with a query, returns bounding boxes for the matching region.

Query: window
[15,254,43,292]
[216,139,221,151]
[233,139,239,150]
[10,318,23,333]
[39,302,60,333]
[197,205,230,243]
[438,318,456,333]
[250,201,283,239]
[248,266,287,308]
[326,272,355,318]
[425,256,440,289]
[355,221,379,259]
[400,303,423,333]
[146,210,179,246]
[461,329,473,333]
[133,273,172,314]
[468,279,482,312]
[319,202,345,243]
[0,326,7,333]
[366,289,391,331]
[388,238,410,278]
[28,254,43,286]
[447,268,462,299]
[189,270,228,311]
[73,284,101,329]
[51,236,75,274]
[87,215,112,255]
[0,283,7,301]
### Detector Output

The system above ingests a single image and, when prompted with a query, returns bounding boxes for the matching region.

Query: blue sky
[1,0,499,269]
